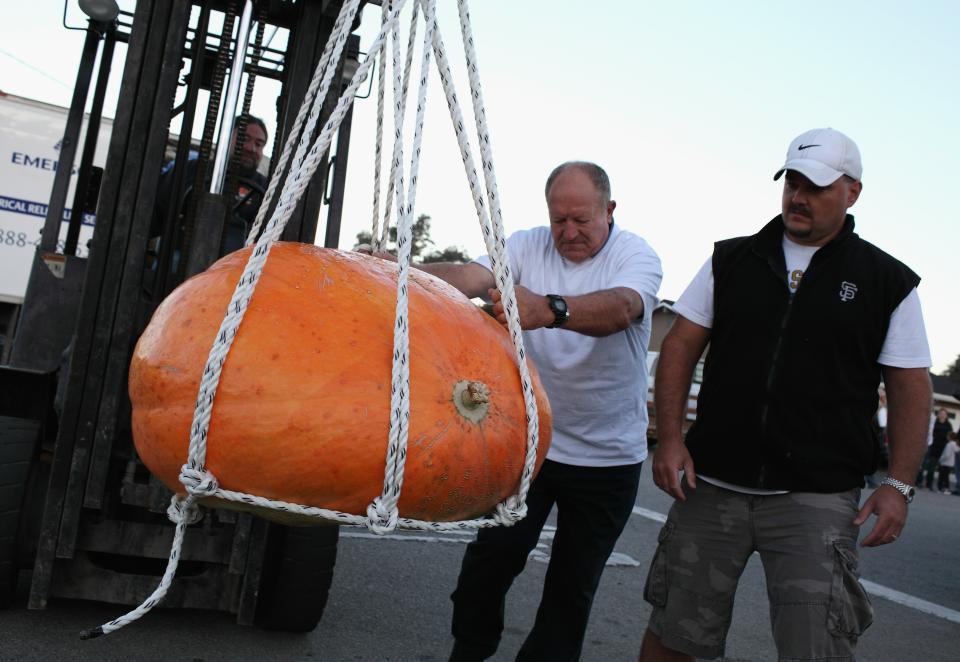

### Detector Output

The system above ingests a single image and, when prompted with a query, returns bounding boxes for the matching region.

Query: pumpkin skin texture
[130,242,552,524]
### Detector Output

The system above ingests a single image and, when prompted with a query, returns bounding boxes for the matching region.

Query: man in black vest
[638,128,933,661]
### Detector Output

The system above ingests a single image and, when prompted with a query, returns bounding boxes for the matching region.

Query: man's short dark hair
[236,114,268,141]
[544,161,611,207]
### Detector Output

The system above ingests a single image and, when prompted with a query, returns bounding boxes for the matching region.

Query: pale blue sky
[2,1,958,371]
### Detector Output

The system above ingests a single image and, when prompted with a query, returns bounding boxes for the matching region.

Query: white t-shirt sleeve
[877,288,932,368]
[672,257,714,328]
[609,235,663,321]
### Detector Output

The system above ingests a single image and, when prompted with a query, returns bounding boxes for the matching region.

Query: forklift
[0,0,368,631]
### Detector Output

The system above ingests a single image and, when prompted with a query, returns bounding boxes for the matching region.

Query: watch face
[547,295,569,328]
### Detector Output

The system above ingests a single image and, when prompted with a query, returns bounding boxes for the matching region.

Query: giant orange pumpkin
[130,242,552,524]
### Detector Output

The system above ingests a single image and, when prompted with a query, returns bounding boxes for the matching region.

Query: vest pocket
[826,540,874,638]
[643,521,675,607]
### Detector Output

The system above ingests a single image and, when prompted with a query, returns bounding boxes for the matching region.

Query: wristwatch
[546,294,570,328]
[880,476,915,503]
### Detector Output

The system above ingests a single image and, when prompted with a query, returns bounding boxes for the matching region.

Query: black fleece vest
[685,215,919,492]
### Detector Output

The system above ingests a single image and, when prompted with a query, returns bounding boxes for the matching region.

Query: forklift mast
[1,0,365,625]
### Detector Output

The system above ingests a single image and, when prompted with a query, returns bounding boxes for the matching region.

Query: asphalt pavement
[1,454,958,661]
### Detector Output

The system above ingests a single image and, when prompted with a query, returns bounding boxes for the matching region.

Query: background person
[639,128,932,662]
[920,408,953,490]
[865,389,889,488]
[153,114,269,258]
[938,431,959,494]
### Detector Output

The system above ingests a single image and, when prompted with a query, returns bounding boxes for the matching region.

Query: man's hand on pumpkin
[488,286,553,330]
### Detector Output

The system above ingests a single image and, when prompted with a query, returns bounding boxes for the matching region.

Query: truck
[0,93,107,363]
[1,0,366,631]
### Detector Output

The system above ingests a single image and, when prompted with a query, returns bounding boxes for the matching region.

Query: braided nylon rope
[188,0,382,474]
[368,3,389,251]
[367,0,412,533]
[374,1,422,251]
[410,21,538,523]
[419,4,542,520]
[366,0,439,533]
[82,0,540,638]
[245,0,364,246]
[454,0,540,515]
[187,3,411,481]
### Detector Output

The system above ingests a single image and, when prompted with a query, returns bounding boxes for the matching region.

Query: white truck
[0,92,111,361]
[645,350,704,443]
[0,92,111,304]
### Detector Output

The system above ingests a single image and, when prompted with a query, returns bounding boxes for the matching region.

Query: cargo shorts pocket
[643,521,675,607]
[826,540,874,638]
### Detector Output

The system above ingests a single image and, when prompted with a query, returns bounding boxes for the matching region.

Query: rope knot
[166,495,203,525]
[494,500,526,526]
[366,497,399,534]
[179,465,219,498]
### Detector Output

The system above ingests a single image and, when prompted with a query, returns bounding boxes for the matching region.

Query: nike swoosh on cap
[797,144,820,151]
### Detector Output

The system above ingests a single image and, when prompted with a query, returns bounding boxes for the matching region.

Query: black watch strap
[546,294,570,328]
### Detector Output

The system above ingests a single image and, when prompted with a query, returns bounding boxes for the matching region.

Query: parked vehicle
[0,93,110,361]
[645,350,704,443]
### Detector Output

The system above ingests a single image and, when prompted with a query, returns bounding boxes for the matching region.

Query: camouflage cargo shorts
[644,481,873,661]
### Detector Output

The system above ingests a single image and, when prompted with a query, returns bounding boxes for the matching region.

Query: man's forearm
[384,257,492,299]
[655,371,694,446]
[882,366,933,484]
[654,319,711,445]
[561,287,645,337]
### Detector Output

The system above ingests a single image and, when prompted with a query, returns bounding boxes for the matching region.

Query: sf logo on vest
[839,281,858,302]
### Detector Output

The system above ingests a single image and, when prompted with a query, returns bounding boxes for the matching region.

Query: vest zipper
[757,274,795,488]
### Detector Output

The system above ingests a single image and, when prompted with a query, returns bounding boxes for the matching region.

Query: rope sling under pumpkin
[81,0,541,639]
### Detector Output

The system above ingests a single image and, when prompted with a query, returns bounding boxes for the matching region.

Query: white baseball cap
[773,128,862,186]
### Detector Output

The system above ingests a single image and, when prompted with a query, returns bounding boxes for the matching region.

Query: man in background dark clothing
[920,408,953,490]
[153,114,269,258]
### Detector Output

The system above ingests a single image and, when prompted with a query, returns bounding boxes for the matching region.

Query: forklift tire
[254,523,340,632]
[0,416,41,608]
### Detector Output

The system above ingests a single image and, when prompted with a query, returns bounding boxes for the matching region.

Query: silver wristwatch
[880,476,915,503]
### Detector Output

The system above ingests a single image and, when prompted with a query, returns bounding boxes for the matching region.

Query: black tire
[0,416,40,608]
[254,523,340,632]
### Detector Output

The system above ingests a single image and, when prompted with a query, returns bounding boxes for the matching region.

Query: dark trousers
[919,451,939,488]
[938,465,952,492]
[449,459,643,662]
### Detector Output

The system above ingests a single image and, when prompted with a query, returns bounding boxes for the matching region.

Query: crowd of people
[362,127,933,661]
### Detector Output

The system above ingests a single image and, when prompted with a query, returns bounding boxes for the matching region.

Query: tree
[421,245,471,264]
[352,214,471,263]
[942,354,960,382]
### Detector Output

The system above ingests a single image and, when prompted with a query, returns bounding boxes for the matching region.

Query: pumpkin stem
[461,381,490,408]
[452,380,491,423]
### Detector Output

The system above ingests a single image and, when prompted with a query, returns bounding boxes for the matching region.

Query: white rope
[367,0,438,533]
[84,0,540,637]
[368,3,389,251]
[371,0,422,251]
[454,0,540,514]
[189,0,410,498]
[246,0,364,246]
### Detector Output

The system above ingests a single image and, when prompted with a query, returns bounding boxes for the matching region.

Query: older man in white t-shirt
[408,161,662,662]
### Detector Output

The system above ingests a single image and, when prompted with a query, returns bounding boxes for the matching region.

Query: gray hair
[544,161,611,207]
